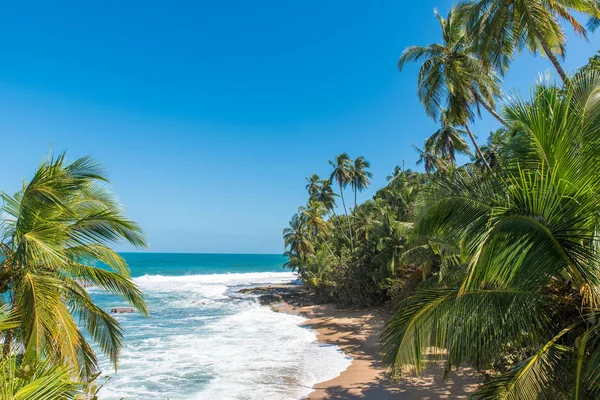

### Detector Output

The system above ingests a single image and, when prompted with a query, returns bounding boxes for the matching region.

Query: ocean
[90,253,351,399]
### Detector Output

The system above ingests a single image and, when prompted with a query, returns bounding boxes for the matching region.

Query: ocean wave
[96,270,350,399]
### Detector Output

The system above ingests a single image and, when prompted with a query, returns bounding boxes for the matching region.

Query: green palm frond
[0,355,80,400]
[0,153,148,381]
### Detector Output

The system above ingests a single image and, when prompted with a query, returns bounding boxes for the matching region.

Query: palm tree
[475,127,511,169]
[372,210,412,277]
[283,212,314,263]
[413,142,443,174]
[381,72,600,398]
[305,174,321,200]
[399,6,502,170]
[329,153,354,250]
[386,166,403,183]
[469,0,600,83]
[316,179,337,212]
[427,110,471,168]
[302,200,336,258]
[0,153,147,381]
[350,156,373,210]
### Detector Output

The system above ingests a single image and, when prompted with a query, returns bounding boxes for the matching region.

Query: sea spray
[91,255,351,400]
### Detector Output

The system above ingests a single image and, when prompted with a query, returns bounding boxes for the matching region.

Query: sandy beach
[252,285,482,399]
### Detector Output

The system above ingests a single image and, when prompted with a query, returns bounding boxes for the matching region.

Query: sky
[0,1,599,254]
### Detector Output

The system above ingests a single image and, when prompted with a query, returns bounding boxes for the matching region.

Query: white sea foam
[98,271,351,400]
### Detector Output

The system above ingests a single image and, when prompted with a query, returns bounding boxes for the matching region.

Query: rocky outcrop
[258,294,283,306]
[111,307,136,313]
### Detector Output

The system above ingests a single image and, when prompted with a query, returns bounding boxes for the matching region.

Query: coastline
[248,284,482,399]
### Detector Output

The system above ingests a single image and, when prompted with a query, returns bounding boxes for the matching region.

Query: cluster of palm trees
[382,69,600,399]
[402,0,600,174]
[282,0,600,397]
[0,154,148,398]
[283,153,430,305]
[283,154,374,289]
[377,0,600,397]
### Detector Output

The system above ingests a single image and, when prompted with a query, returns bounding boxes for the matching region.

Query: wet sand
[272,292,481,399]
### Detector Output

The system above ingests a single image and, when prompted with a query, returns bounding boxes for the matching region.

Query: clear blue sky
[0,1,598,253]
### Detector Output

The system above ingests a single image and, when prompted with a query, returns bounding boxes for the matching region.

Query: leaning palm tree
[399,6,503,170]
[381,72,600,399]
[329,153,354,250]
[350,156,373,210]
[468,0,600,83]
[0,153,148,381]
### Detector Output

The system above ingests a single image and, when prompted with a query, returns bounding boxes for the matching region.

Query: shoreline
[247,284,481,399]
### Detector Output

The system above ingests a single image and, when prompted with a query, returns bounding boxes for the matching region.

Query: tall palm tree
[350,156,373,210]
[305,174,321,200]
[427,110,471,168]
[0,153,147,381]
[381,72,600,399]
[399,6,502,170]
[329,153,354,250]
[469,0,600,83]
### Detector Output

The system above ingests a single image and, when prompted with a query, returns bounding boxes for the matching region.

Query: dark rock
[111,307,136,314]
[258,294,283,306]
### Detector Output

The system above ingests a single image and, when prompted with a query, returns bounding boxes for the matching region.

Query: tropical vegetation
[283,1,600,397]
[0,154,147,399]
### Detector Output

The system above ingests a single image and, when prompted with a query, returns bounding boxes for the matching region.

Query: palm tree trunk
[473,92,506,126]
[339,183,354,251]
[536,31,568,83]
[323,240,337,259]
[354,186,357,212]
[465,123,492,172]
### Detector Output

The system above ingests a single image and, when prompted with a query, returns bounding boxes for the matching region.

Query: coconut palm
[469,0,600,83]
[413,143,443,174]
[372,210,412,277]
[399,6,502,170]
[427,110,471,168]
[386,166,403,184]
[350,156,373,210]
[0,153,147,381]
[283,212,314,262]
[316,179,337,212]
[329,153,354,250]
[305,174,321,200]
[381,72,600,399]
[475,127,511,169]
[302,200,336,258]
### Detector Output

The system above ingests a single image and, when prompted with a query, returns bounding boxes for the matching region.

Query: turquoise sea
[91,253,351,400]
